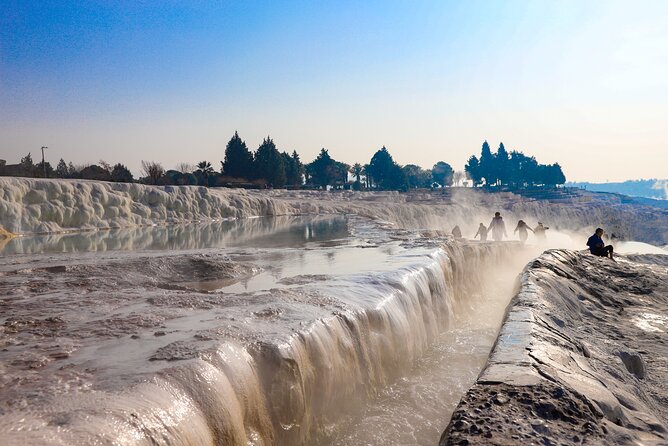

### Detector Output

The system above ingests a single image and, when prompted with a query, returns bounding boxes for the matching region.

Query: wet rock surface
[443,382,607,445]
[440,250,668,445]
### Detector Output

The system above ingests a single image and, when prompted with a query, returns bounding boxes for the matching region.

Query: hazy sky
[1,1,667,182]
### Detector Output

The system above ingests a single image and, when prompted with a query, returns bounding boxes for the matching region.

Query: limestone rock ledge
[440,250,668,446]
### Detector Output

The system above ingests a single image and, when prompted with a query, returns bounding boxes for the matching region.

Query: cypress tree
[479,141,495,186]
[222,131,254,179]
[254,137,286,187]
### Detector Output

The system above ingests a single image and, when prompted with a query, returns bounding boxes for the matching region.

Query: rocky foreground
[440,250,668,445]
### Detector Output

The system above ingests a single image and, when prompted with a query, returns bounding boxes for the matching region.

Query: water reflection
[0,215,349,255]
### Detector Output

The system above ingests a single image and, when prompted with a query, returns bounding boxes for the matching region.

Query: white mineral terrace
[0,178,666,446]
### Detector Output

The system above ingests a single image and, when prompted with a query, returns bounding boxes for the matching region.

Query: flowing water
[0,215,536,445]
[321,261,522,445]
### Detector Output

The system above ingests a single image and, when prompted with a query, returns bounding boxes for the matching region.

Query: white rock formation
[2,178,667,246]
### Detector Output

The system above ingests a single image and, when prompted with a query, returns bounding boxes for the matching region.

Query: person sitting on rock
[474,223,488,242]
[587,228,614,260]
[514,220,534,243]
[452,225,462,239]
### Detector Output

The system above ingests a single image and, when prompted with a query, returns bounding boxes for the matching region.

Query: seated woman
[586,228,614,260]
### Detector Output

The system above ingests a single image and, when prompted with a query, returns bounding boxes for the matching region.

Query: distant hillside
[567,179,668,200]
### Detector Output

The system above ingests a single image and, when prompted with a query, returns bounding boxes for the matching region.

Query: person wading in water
[534,222,549,242]
[488,212,508,241]
[514,220,534,243]
[474,223,488,241]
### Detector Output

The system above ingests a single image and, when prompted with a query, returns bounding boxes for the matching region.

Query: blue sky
[1,1,667,181]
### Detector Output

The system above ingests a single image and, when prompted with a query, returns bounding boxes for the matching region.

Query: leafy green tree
[523,156,540,186]
[56,159,69,178]
[254,137,286,187]
[402,164,431,188]
[365,146,408,190]
[465,156,481,186]
[507,151,523,188]
[432,161,454,187]
[222,131,254,179]
[552,163,566,185]
[80,165,112,181]
[306,148,341,188]
[541,163,566,187]
[111,163,134,183]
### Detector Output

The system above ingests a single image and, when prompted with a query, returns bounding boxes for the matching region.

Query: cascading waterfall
[0,241,526,446]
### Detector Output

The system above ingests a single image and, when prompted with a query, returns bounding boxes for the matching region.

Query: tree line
[465,141,565,188]
[1,135,566,190]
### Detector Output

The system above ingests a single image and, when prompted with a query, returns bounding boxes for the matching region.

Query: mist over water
[320,251,532,445]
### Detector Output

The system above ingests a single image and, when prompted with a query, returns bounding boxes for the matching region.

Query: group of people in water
[450,212,615,260]
[451,212,549,243]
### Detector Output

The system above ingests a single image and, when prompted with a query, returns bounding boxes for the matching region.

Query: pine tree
[56,159,69,178]
[495,142,510,186]
[222,131,254,179]
[291,150,304,185]
[479,141,495,186]
[67,162,77,178]
[306,148,337,188]
[367,146,402,190]
[20,153,34,176]
[254,137,286,187]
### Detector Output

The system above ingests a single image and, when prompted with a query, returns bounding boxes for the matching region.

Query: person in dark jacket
[452,225,462,239]
[587,228,614,260]
[489,212,508,241]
